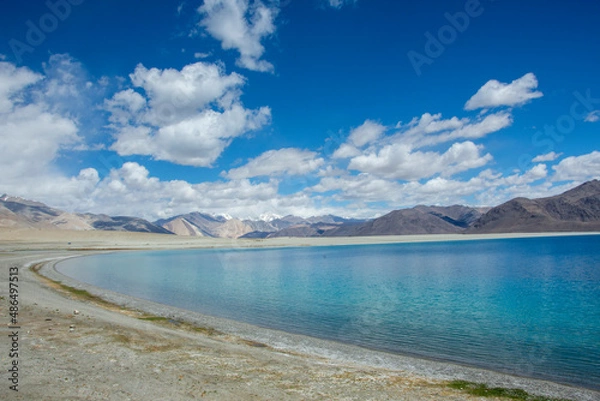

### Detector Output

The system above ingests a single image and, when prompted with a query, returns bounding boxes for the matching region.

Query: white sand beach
[1,229,599,400]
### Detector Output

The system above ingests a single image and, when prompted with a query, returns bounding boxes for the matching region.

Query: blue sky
[1,0,599,219]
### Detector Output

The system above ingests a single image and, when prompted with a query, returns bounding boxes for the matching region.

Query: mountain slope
[157,213,364,239]
[155,212,252,238]
[80,214,173,234]
[0,195,172,234]
[469,180,600,233]
[325,206,476,237]
[0,195,94,230]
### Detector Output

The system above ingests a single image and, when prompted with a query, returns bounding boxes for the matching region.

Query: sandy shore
[1,229,599,400]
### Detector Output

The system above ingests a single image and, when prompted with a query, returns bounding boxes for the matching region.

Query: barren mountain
[155,212,249,238]
[3,180,598,238]
[0,195,171,234]
[0,195,93,230]
[160,217,207,236]
[469,180,600,233]
[158,213,363,239]
[325,206,480,237]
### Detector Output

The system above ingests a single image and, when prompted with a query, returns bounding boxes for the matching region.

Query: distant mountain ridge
[0,194,171,234]
[155,212,364,239]
[469,179,600,233]
[322,205,489,237]
[1,180,599,237]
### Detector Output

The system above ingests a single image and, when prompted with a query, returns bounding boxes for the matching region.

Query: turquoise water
[57,235,600,389]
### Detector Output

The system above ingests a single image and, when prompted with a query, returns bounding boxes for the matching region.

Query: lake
[57,235,600,389]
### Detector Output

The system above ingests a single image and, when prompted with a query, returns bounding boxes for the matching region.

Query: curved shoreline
[3,231,599,400]
[42,250,599,400]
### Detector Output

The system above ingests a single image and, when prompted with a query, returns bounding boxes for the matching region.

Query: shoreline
[2,227,599,252]
[1,231,599,400]
[46,252,599,396]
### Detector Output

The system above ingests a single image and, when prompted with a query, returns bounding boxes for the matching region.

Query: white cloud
[532,151,562,162]
[325,0,357,8]
[0,62,80,179]
[347,141,492,181]
[332,143,361,159]
[224,148,324,179]
[105,89,147,125]
[501,163,548,186]
[552,151,600,182]
[465,73,543,110]
[333,120,386,159]
[106,61,271,167]
[128,62,245,123]
[79,161,338,220]
[395,111,512,148]
[348,120,386,147]
[584,110,600,122]
[0,103,79,180]
[0,59,99,212]
[198,0,278,72]
[331,111,510,183]
[194,52,211,59]
[0,62,43,112]
[311,163,562,212]
[311,174,405,204]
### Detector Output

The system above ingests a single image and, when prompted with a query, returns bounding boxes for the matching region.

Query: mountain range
[1,180,599,238]
[0,195,171,234]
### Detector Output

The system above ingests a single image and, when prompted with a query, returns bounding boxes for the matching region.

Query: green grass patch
[31,262,223,337]
[138,316,170,322]
[30,263,122,309]
[447,381,571,401]
[54,283,117,308]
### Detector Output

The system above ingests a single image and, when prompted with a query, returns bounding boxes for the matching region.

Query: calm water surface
[57,235,600,389]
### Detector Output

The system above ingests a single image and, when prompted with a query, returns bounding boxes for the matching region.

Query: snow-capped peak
[216,213,233,221]
[259,213,282,222]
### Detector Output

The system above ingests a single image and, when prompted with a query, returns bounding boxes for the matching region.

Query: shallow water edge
[41,249,600,401]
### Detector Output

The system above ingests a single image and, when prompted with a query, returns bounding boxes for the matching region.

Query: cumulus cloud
[224,148,324,179]
[552,151,600,182]
[394,111,512,148]
[465,73,543,110]
[128,62,245,122]
[330,111,509,181]
[77,161,341,220]
[0,62,80,178]
[106,61,271,167]
[333,120,386,159]
[348,120,386,147]
[347,141,492,181]
[311,163,560,213]
[198,0,278,72]
[532,151,562,162]
[0,59,101,211]
[0,61,42,112]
